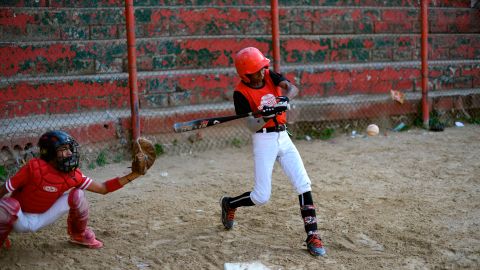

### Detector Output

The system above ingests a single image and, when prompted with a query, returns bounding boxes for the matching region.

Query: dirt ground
[1,124,479,270]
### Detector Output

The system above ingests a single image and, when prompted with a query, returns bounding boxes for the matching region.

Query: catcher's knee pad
[0,197,20,224]
[67,189,89,236]
[0,197,20,246]
[68,189,88,211]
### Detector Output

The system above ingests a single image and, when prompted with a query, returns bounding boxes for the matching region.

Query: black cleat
[220,196,236,229]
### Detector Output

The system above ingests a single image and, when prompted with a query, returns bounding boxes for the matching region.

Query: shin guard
[67,189,103,249]
[0,197,20,249]
[300,204,318,236]
[299,192,326,256]
[299,192,318,235]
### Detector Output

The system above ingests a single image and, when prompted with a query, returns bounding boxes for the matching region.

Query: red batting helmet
[234,47,270,83]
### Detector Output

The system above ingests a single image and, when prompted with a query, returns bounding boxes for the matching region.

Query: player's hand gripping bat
[173,101,289,133]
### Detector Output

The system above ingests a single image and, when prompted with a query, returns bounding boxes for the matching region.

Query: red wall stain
[0,9,35,30]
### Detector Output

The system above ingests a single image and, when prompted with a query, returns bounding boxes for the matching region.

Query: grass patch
[0,165,7,182]
[96,151,108,167]
[155,143,165,156]
[413,110,445,130]
[88,162,96,170]
[295,127,335,140]
[231,138,243,148]
[465,117,480,125]
[319,128,335,140]
[113,154,124,163]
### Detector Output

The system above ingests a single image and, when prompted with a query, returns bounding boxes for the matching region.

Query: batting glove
[261,106,278,118]
[276,96,289,103]
[275,96,290,112]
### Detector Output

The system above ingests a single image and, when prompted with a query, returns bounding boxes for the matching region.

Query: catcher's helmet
[234,47,270,83]
[38,130,80,172]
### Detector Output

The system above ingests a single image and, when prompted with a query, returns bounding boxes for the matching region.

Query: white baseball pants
[250,130,312,205]
[13,193,70,233]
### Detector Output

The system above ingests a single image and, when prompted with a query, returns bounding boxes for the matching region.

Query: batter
[220,47,326,256]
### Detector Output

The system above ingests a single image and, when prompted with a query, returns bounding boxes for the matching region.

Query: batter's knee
[296,183,312,195]
[250,191,271,206]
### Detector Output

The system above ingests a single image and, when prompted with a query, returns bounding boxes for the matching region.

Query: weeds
[296,127,335,140]
[319,128,335,140]
[231,138,243,148]
[155,143,165,156]
[0,165,7,182]
[96,151,108,167]
[88,162,96,170]
[113,154,123,163]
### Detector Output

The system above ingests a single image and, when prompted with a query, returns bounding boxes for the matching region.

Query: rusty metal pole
[125,0,140,141]
[271,0,280,72]
[421,0,430,129]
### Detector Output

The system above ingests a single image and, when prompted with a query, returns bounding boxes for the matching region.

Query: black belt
[256,124,287,133]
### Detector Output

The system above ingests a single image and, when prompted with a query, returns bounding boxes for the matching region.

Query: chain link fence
[2,71,478,184]
[1,1,479,183]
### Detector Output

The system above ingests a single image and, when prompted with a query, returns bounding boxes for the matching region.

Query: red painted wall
[0,1,479,144]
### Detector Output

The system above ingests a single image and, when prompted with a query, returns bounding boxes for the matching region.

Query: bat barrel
[172,111,257,133]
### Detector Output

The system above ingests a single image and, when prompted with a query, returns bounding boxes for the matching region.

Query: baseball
[366,124,379,136]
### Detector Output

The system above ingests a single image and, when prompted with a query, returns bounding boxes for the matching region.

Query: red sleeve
[5,165,31,193]
[76,169,93,190]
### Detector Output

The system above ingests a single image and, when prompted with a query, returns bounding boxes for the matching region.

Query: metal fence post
[125,0,140,140]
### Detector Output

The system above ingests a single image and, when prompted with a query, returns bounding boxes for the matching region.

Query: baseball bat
[173,110,262,133]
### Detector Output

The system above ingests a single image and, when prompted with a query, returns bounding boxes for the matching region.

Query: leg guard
[299,192,318,235]
[300,204,318,235]
[67,189,103,249]
[299,192,326,256]
[0,197,20,249]
[301,205,326,256]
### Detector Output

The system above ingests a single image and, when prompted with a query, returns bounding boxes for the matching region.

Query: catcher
[0,130,155,250]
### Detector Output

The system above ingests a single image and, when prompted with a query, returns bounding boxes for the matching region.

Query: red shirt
[5,158,92,213]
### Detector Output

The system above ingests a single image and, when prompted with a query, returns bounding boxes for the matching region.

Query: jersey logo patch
[258,94,276,110]
[43,186,58,192]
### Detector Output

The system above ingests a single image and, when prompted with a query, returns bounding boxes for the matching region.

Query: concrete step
[2,59,479,118]
[2,34,479,77]
[1,6,478,42]
[0,0,472,8]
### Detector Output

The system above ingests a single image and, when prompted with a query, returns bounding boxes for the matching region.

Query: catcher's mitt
[131,137,156,175]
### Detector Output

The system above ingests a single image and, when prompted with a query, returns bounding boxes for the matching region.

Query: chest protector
[11,158,84,213]
[235,69,287,128]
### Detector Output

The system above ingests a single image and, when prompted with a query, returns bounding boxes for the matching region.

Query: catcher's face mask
[38,130,80,172]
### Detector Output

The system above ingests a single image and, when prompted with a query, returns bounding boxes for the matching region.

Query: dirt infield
[1,125,479,270]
